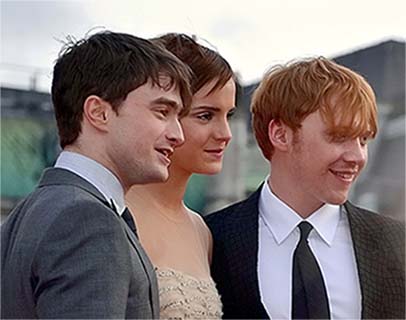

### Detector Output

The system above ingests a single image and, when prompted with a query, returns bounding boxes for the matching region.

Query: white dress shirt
[54,151,126,215]
[258,180,362,319]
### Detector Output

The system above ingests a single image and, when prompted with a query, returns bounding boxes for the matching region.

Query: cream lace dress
[125,194,221,319]
[156,267,222,319]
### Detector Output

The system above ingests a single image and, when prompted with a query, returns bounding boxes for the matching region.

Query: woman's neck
[126,164,191,215]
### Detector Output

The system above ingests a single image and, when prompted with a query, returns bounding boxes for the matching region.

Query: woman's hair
[151,33,234,95]
[251,57,377,160]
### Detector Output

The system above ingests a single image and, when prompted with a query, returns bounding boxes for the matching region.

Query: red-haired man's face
[285,110,369,213]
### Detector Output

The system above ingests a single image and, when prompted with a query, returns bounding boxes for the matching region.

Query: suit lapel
[227,186,269,318]
[120,220,159,317]
[345,202,382,319]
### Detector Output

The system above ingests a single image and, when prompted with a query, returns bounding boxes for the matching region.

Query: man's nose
[342,138,368,164]
[167,118,185,147]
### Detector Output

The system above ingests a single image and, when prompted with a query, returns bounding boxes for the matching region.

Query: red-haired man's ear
[268,119,289,152]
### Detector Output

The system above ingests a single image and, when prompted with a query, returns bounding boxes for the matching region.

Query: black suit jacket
[205,186,405,319]
[1,168,159,319]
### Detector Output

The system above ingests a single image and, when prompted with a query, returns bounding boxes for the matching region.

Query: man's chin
[132,169,169,185]
[159,172,170,182]
[148,169,169,184]
[328,194,349,205]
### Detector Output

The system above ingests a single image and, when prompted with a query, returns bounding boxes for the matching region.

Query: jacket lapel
[120,220,159,317]
[227,186,269,318]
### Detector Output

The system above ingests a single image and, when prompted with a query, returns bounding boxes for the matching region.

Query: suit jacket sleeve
[32,201,132,318]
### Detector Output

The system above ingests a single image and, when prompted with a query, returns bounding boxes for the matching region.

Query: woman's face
[170,77,236,175]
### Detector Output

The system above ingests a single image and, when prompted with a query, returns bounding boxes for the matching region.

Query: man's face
[286,110,369,212]
[105,78,185,191]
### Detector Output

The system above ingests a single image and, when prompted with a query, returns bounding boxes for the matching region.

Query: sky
[1,0,405,92]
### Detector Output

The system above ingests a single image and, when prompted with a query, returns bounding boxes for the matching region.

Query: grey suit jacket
[205,186,405,319]
[1,168,159,319]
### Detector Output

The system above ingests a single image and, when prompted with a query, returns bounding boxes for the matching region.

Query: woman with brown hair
[126,33,236,319]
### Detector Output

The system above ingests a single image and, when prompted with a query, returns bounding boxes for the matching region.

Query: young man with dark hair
[1,31,192,319]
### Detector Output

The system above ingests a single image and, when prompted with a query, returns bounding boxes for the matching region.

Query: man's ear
[268,119,290,152]
[83,95,112,132]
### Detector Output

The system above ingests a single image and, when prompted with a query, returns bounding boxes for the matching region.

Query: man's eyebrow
[151,97,182,111]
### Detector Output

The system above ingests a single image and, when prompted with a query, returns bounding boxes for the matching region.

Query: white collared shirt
[54,151,126,215]
[258,180,362,319]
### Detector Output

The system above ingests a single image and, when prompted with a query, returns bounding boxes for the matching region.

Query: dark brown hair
[151,33,234,95]
[51,31,192,148]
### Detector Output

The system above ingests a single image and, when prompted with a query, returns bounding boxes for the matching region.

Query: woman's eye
[197,113,213,121]
[227,109,236,119]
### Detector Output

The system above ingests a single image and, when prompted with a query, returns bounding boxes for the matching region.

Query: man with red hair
[206,57,405,319]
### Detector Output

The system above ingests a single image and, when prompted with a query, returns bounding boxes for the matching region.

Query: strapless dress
[156,267,222,319]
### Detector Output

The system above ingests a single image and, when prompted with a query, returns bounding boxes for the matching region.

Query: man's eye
[331,135,347,143]
[156,109,169,117]
[359,136,370,146]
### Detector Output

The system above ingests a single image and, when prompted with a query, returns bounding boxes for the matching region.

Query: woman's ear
[82,95,111,132]
[268,119,289,152]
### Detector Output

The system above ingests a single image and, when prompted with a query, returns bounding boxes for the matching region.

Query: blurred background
[1,0,405,221]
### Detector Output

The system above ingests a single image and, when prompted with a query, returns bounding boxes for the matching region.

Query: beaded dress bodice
[156,268,222,319]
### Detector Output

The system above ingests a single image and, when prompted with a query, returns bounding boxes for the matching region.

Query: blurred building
[1,87,59,218]
[1,40,405,221]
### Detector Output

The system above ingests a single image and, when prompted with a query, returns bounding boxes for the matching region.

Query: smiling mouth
[156,148,173,157]
[330,169,357,182]
[156,148,173,165]
[205,149,224,154]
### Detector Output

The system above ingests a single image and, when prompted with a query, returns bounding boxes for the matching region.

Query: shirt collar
[54,151,126,215]
[259,178,341,246]
[307,203,341,246]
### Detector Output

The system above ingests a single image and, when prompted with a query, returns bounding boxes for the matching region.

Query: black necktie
[110,199,138,238]
[121,207,138,238]
[292,221,330,319]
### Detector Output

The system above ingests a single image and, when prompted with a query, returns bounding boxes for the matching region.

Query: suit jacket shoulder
[345,201,405,319]
[205,188,261,234]
[1,167,158,319]
[345,201,404,260]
